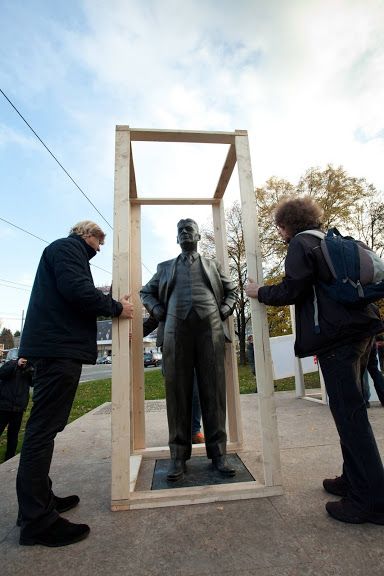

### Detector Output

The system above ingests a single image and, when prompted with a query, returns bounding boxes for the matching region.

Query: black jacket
[19,234,123,364]
[0,360,33,412]
[258,231,384,357]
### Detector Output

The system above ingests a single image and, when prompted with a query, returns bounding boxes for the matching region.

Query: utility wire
[0,90,154,277]
[0,278,32,288]
[0,282,30,292]
[0,88,112,230]
[0,216,111,275]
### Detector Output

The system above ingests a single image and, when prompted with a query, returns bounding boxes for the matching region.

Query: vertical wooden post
[235,131,282,487]
[130,203,146,449]
[212,201,243,446]
[111,127,132,502]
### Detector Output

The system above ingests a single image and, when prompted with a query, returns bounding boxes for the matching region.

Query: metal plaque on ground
[151,454,255,490]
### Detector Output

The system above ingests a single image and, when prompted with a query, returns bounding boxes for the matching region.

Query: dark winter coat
[19,233,123,364]
[258,231,384,357]
[0,360,33,412]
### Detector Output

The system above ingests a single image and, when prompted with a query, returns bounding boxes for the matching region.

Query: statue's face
[177,221,200,248]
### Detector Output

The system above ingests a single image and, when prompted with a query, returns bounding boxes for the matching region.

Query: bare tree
[200,202,250,364]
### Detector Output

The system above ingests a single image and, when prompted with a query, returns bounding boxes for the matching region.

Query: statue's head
[177,218,200,250]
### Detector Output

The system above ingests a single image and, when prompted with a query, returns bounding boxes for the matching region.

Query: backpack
[298,228,384,333]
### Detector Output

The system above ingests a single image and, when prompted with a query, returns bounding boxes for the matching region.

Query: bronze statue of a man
[140,218,237,481]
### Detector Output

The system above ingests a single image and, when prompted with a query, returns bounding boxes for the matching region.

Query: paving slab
[1,391,384,576]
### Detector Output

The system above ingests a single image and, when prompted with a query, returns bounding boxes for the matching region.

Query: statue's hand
[220,304,232,320]
[152,304,166,321]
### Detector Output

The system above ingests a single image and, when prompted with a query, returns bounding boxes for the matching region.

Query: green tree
[255,164,379,335]
[13,330,21,337]
[0,328,14,350]
[297,164,374,231]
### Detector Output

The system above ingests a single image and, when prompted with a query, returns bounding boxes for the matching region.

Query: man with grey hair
[17,221,133,547]
[140,218,237,482]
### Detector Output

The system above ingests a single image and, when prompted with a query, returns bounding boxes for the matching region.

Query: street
[80,364,112,383]
[79,363,160,383]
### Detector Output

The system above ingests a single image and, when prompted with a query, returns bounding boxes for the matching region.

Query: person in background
[362,340,384,408]
[246,196,384,525]
[16,220,134,547]
[247,335,255,376]
[375,334,384,371]
[0,358,33,461]
[143,315,205,444]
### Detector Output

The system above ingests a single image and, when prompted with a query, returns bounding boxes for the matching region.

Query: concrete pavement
[1,391,384,576]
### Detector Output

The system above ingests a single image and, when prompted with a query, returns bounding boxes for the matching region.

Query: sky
[1,0,384,334]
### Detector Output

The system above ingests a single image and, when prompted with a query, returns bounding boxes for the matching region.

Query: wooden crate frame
[111,127,282,510]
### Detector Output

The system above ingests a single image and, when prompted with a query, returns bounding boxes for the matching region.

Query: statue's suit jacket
[140,254,237,345]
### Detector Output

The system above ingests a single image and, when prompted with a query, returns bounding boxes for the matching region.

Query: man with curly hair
[246,196,384,525]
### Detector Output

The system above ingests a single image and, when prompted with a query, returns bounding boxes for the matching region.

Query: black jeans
[318,337,384,513]
[0,410,24,461]
[16,358,82,538]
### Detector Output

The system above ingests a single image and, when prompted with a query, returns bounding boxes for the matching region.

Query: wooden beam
[116,126,236,144]
[130,197,220,205]
[111,482,283,511]
[235,132,282,488]
[129,143,137,199]
[213,144,237,199]
[130,203,145,449]
[111,128,132,502]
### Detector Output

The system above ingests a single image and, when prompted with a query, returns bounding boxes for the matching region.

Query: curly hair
[274,196,323,236]
[70,221,106,242]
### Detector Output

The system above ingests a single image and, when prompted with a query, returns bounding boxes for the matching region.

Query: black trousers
[318,337,384,513]
[163,309,226,460]
[16,358,82,538]
[0,410,24,461]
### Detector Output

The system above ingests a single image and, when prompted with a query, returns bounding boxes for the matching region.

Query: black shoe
[16,494,80,527]
[167,459,186,482]
[54,494,80,513]
[326,498,384,525]
[323,476,348,497]
[19,516,90,547]
[212,456,236,477]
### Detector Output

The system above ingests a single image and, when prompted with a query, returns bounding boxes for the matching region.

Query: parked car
[144,352,160,368]
[5,347,19,362]
[96,356,112,364]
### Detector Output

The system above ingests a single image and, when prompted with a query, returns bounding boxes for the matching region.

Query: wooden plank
[129,143,137,199]
[116,126,236,144]
[235,132,282,488]
[111,127,132,503]
[212,201,243,446]
[213,144,237,199]
[130,198,218,205]
[130,455,142,492]
[130,203,146,449]
[111,482,283,510]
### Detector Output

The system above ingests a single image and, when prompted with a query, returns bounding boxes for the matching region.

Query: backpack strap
[296,229,325,334]
[297,229,325,240]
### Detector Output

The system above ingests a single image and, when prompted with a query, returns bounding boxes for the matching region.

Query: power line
[0,87,112,230]
[0,216,111,275]
[0,216,49,244]
[0,283,30,292]
[0,278,32,288]
[0,89,154,277]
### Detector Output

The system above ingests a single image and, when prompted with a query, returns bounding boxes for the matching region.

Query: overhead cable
[0,216,111,275]
[0,87,112,229]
